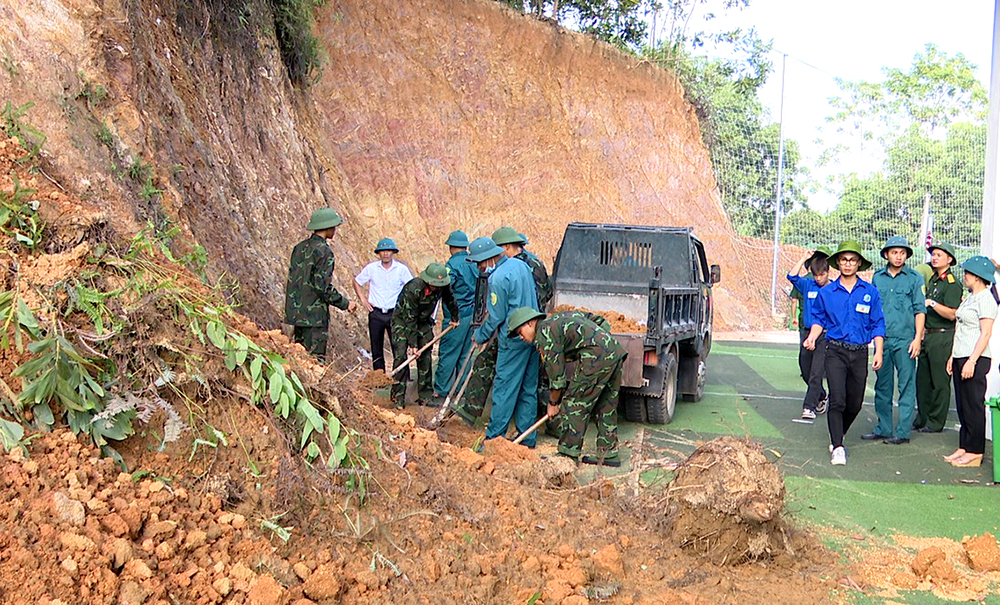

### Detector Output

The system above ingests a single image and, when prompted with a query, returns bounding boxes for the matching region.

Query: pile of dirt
[666,436,790,564]
[554,305,646,334]
[358,370,393,388]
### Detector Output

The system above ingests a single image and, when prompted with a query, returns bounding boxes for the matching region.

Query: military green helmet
[828,240,872,271]
[374,237,399,253]
[927,241,957,266]
[507,306,545,338]
[962,255,996,284]
[445,230,470,248]
[466,237,504,262]
[807,246,833,266]
[492,227,526,246]
[306,207,343,231]
[420,263,451,287]
[880,236,913,259]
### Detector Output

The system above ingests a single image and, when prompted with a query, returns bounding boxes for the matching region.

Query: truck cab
[551,223,719,424]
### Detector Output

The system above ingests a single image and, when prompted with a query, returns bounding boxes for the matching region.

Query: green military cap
[828,240,872,271]
[962,255,996,284]
[306,208,343,231]
[927,241,957,266]
[466,237,504,262]
[374,237,399,253]
[507,306,546,338]
[880,236,913,259]
[491,227,526,246]
[807,246,833,266]
[445,230,470,247]
[420,263,451,287]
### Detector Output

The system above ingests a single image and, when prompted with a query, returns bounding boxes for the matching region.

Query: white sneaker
[831,446,846,466]
[802,409,817,420]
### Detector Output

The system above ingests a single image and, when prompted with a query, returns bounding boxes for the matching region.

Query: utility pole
[980,0,1000,438]
[770,53,788,315]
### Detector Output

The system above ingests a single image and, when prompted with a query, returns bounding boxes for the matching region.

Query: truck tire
[623,391,647,423]
[646,349,678,424]
[681,357,706,402]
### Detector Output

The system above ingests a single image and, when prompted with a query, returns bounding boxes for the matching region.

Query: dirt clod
[668,437,789,564]
[962,533,1000,572]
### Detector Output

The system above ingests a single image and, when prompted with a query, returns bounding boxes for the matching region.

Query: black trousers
[368,309,393,371]
[799,330,827,411]
[952,356,989,454]
[825,344,868,448]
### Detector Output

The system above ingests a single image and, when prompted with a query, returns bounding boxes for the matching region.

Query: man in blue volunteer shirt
[434,230,479,397]
[787,247,833,420]
[804,241,886,466]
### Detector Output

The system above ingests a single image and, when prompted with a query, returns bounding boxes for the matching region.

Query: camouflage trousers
[555,359,623,460]
[293,326,328,363]
[451,337,499,426]
[389,325,433,406]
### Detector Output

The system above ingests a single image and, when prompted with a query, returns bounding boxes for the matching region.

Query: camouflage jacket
[535,312,626,390]
[517,250,553,311]
[391,277,460,348]
[284,234,349,327]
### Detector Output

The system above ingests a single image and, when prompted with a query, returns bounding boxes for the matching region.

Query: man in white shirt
[353,238,412,371]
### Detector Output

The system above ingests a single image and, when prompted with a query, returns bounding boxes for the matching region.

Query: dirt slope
[0,0,781,334]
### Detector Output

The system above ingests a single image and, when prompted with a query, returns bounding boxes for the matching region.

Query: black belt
[925,328,953,334]
[827,339,867,351]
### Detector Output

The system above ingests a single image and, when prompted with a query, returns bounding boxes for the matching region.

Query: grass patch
[270,0,325,87]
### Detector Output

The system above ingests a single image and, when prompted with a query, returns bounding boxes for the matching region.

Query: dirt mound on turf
[358,370,393,388]
[667,436,790,564]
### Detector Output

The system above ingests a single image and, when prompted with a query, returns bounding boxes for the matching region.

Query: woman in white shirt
[945,256,998,468]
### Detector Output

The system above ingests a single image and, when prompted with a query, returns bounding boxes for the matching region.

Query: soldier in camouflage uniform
[390,263,460,407]
[509,307,626,466]
[284,208,358,361]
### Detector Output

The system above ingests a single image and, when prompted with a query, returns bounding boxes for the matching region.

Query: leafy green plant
[95,122,114,148]
[75,72,109,109]
[1,101,46,160]
[270,0,325,87]
[0,173,44,251]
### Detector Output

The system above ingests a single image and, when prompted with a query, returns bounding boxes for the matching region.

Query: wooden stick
[388,324,456,378]
[512,414,551,445]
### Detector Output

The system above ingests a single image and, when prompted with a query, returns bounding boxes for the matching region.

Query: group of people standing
[789,238,997,467]
[284,208,626,466]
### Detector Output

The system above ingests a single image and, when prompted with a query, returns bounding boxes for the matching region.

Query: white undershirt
[354,260,412,310]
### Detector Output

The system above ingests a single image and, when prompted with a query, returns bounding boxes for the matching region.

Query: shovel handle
[512,414,551,445]
[389,324,457,378]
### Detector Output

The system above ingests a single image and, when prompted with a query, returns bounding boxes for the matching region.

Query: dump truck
[551,223,720,424]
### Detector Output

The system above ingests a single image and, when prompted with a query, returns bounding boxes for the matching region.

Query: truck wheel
[681,357,706,402]
[646,349,678,424]
[623,391,647,423]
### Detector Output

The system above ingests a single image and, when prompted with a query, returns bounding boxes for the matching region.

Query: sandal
[951,453,983,468]
[943,449,966,462]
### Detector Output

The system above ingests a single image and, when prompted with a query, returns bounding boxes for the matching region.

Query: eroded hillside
[0,0,783,335]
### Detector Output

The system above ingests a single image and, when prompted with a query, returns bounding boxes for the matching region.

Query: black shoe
[883,437,910,445]
[861,433,890,440]
[917,427,943,434]
[581,455,622,467]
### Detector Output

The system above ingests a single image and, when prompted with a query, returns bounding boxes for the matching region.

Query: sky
[664,0,996,211]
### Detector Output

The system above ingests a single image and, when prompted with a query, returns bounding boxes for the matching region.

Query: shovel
[388,323,457,378]
[512,414,551,445]
[427,334,496,429]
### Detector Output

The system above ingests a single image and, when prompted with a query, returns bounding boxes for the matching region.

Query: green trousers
[556,359,622,459]
[915,330,954,431]
[389,325,433,406]
[451,337,498,426]
[293,326,328,362]
[873,338,916,439]
[433,313,474,396]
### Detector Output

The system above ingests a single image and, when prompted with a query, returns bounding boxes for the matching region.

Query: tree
[495,0,659,50]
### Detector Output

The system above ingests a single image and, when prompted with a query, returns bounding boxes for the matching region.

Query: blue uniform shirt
[445,250,478,318]
[474,256,539,347]
[787,273,821,327]
[810,277,887,345]
[871,265,926,342]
